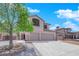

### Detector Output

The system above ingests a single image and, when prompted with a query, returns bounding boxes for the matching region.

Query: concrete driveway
[32,41,79,56]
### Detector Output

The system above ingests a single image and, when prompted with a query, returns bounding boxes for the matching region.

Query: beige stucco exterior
[29,15,49,32]
[56,27,79,40]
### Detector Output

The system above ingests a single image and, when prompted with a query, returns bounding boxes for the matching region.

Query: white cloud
[63,21,79,31]
[56,8,79,21]
[27,7,40,13]
[49,24,60,30]
[49,21,79,31]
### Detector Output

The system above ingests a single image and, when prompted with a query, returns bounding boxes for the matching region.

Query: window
[44,25,47,29]
[32,18,39,26]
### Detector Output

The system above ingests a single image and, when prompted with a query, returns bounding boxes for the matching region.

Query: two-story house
[29,15,50,32]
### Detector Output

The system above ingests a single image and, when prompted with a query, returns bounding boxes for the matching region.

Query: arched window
[32,18,39,26]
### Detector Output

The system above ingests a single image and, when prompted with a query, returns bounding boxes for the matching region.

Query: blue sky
[25,3,79,32]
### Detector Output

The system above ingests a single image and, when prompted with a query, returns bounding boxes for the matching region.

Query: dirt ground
[60,39,79,45]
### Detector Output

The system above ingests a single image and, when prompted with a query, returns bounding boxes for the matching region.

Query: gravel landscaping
[0,40,40,56]
[0,43,25,56]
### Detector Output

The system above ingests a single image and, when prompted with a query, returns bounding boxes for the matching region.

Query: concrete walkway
[33,41,79,56]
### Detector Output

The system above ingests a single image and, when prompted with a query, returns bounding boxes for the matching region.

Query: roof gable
[30,15,45,22]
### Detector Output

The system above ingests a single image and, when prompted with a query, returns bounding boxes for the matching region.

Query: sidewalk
[0,40,26,47]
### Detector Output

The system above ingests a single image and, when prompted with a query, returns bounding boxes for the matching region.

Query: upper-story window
[44,25,47,29]
[32,18,39,26]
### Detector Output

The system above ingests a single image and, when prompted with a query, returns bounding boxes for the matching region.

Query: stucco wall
[0,31,56,41]
[20,32,56,41]
[29,16,44,32]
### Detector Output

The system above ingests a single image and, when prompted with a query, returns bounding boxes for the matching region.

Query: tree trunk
[9,24,13,49]
[17,32,20,40]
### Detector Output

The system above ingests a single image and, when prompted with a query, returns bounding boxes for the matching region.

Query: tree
[0,3,33,49]
[15,4,33,40]
[16,4,33,32]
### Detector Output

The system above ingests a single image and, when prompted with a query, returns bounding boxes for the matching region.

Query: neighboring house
[56,26,79,40]
[29,15,50,32]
